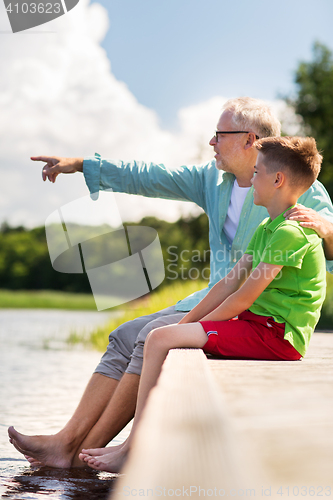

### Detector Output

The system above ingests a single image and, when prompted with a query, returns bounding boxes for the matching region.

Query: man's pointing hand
[31,156,84,183]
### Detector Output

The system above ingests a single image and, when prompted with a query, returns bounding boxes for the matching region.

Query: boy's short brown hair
[255,136,322,190]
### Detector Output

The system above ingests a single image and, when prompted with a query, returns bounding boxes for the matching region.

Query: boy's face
[251,153,277,206]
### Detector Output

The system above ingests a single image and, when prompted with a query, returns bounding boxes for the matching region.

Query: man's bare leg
[8,373,118,468]
[71,373,140,466]
[8,308,183,468]
[79,323,207,472]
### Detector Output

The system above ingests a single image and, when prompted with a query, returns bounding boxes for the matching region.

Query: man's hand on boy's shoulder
[284,205,333,240]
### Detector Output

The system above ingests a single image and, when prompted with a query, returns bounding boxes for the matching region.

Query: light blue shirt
[83,154,333,311]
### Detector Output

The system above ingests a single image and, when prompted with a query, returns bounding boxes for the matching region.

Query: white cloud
[0,0,296,228]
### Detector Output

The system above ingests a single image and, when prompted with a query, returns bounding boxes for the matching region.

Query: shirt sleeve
[299,180,333,273]
[261,223,310,269]
[82,153,210,211]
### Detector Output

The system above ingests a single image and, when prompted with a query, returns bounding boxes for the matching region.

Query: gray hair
[223,97,281,138]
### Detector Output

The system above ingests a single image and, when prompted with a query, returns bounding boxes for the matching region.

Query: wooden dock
[113,333,333,499]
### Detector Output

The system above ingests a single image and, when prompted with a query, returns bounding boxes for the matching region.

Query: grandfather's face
[209,110,244,173]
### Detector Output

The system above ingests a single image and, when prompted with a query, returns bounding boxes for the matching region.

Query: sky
[1,0,333,228]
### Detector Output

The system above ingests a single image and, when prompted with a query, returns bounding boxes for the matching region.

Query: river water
[0,309,131,499]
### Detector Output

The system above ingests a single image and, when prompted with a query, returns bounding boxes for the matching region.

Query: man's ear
[274,171,285,188]
[244,132,257,150]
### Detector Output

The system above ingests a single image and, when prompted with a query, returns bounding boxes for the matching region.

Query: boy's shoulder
[253,216,302,239]
[255,216,324,270]
[251,215,322,257]
[256,213,320,242]
[247,213,323,262]
[269,217,321,245]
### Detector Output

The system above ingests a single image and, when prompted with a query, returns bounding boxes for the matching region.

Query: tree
[0,216,210,292]
[288,41,333,196]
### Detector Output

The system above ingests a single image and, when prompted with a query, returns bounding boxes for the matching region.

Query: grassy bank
[67,280,207,351]
[0,289,97,310]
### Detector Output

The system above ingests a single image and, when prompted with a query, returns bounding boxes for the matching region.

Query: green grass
[67,280,207,351]
[0,289,98,310]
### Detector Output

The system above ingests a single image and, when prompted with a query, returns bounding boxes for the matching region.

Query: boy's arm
[201,260,283,322]
[178,254,253,324]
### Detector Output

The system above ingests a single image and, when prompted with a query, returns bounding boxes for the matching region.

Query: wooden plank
[113,349,250,499]
[208,333,333,488]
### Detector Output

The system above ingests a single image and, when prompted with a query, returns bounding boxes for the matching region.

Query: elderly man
[8,97,333,468]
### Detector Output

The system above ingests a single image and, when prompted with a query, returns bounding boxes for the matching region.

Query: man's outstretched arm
[32,154,210,209]
[31,156,84,183]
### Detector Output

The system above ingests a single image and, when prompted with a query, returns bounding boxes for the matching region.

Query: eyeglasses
[215,131,259,142]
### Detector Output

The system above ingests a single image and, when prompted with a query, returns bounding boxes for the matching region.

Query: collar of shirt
[264,205,296,234]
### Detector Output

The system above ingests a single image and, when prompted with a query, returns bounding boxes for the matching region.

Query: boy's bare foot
[79,440,129,472]
[8,426,75,468]
[79,444,128,473]
[25,456,43,467]
[79,443,123,458]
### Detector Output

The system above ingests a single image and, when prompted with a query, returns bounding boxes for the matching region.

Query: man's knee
[126,310,187,376]
[107,315,147,349]
[96,307,181,379]
[134,312,186,348]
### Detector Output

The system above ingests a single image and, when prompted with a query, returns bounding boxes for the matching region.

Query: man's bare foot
[79,444,128,473]
[8,426,74,468]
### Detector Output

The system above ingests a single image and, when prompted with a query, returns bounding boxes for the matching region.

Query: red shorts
[200,310,302,361]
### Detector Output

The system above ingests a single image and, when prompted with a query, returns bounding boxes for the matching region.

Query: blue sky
[1,0,333,227]
[91,0,333,128]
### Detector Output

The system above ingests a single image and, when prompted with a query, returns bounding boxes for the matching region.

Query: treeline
[287,41,333,198]
[0,215,210,292]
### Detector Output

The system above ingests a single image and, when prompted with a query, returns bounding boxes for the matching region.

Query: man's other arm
[284,204,333,260]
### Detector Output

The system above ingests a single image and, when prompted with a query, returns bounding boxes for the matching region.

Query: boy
[80,136,326,472]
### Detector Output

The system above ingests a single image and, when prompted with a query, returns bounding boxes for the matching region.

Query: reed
[68,280,207,350]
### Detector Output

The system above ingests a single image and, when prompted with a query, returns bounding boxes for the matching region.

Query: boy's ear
[274,171,285,188]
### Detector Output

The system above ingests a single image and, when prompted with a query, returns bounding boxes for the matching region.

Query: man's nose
[209,136,217,146]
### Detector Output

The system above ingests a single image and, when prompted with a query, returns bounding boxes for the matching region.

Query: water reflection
[0,309,127,500]
[2,465,118,500]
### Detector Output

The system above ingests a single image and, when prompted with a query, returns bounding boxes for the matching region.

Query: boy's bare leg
[71,373,140,466]
[80,323,207,472]
[8,373,118,468]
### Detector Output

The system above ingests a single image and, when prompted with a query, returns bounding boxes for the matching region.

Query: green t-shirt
[245,212,326,356]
